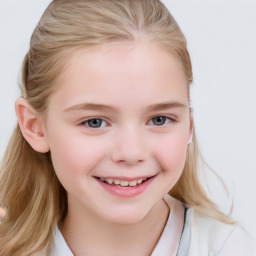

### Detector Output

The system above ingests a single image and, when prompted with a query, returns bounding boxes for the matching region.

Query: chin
[103,207,149,225]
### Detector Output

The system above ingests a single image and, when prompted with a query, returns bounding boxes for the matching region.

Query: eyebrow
[63,103,118,113]
[145,102,187,112]
[63,101,187,113]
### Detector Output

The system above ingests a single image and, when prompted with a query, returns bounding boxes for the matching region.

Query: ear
[188,108,194,144]
[15,98,49,153]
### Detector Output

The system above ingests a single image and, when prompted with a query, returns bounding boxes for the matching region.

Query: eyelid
[148,114,177,121]
[147,114,177,126]
[79,117,110,128]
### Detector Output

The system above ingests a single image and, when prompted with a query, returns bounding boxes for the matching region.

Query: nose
[110,127,148,165]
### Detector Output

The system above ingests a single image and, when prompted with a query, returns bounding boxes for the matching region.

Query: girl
[0,0,254,255]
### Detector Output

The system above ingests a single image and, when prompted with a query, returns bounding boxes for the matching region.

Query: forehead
[50,42,189,108]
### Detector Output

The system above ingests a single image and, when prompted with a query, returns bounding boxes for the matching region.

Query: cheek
[47,130,105,179]
[154,133,188,173]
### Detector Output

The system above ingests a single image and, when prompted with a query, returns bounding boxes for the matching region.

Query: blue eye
[83,119,107,128]
[149,116,172,126]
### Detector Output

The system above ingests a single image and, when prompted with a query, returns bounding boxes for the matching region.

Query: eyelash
[147,116,176,126]
[80,115,176,129]
[81,118,108,128]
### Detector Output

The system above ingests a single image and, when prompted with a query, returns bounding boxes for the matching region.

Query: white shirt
[49,195,255,256]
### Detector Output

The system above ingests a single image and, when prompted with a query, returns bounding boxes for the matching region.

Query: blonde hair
[0,0,233,255]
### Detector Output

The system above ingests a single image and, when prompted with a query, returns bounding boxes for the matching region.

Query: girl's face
[43,42,192,224]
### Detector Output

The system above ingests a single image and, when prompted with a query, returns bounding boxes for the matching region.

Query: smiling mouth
[95,176,153,188]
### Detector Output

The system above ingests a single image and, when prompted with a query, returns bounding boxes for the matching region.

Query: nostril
[113,157,145,166]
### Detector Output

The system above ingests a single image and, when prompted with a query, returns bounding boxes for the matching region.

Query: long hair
[0,0,233,255]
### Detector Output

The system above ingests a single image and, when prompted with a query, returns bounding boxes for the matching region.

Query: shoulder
[184,207,256,256]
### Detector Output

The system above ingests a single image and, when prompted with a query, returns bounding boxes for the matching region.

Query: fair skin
[16,42,192,256]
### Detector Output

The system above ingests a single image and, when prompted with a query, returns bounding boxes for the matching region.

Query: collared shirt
[49,195,255,256]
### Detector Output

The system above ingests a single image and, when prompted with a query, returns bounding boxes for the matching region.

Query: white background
[0,0,255,240]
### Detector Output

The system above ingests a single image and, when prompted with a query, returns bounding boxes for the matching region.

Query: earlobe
[15,98,49,153]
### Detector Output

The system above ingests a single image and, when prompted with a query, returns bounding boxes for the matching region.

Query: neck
[61,197,170,256]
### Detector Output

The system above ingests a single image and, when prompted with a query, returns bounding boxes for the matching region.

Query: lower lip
[96,176,155,198]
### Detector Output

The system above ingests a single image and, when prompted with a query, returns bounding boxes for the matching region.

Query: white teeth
[98,177,149,187]
[120,180,129,187]
[105,178,113,185]
[137,179,143,184]
[128,180,137,187]
[114,179,120,185]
